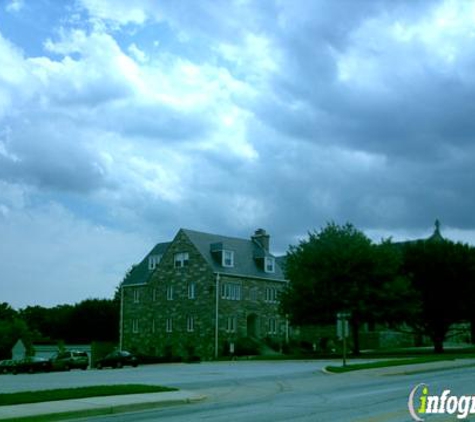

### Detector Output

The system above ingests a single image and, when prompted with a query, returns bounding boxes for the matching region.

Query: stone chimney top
[252,228,270,252]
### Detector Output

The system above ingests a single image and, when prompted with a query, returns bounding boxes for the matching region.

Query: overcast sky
[1,0,475,308]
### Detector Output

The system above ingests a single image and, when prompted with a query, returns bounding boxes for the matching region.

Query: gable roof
[122,228,287,287]
[121,242,171,286]
[182,228,287,282]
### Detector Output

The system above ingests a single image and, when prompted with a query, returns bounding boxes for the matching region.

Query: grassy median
[325,356,458,373]
[0,385,177,406]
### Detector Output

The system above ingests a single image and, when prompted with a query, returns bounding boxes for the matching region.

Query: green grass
[325,356,458,373]
[0,384,177,406]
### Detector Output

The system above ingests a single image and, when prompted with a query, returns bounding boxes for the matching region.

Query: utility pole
[215,273,220,359]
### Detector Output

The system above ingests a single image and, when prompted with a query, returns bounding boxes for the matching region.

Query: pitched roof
[121,242,171,286]
[182,229,286,282]
[122,229,287,286]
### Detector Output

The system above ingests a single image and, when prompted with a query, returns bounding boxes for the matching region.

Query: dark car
[95,350,138,369]
[0,359,16,374]
[50,350,89,371]
[12,357,51,374]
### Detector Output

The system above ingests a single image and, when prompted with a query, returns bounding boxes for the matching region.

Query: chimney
[252,228,270,252]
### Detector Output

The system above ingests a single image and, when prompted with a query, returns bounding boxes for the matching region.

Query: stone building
[120,228,288,360]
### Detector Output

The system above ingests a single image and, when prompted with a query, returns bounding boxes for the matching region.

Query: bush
[235,337,259,356]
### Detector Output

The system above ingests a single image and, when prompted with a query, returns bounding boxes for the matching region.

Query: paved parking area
[0,360,330,393]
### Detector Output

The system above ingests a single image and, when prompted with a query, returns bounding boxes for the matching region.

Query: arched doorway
[247,313,258,338]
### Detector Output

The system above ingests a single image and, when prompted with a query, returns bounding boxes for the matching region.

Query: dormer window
[264,257,275,273]
[222,250,234,267]
[174,252,189,268]
[148,255,161,270]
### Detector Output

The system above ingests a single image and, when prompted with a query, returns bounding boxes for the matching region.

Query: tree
[68,299,120,343]
[280,222,415,354]
[0,302,33,359]
[402,238,475,353]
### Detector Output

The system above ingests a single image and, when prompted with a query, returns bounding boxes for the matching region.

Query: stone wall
[122,230,288,360]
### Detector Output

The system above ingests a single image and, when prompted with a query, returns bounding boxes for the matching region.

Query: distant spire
[429,219,444,242]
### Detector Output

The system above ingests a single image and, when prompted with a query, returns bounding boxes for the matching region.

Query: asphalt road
[2,360,475,421]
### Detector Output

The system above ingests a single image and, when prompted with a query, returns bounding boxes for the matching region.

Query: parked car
[95,350,138,369]
[50,350,89,371]
[0,359,16,374]
[12,357,51,374]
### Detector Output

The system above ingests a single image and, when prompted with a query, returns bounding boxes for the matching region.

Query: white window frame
[268,318,277,335]
[265,287,279,303]
[221,283,241,300]
[226,316,237,333]
[222,250,234,267]
[174,252,189,268]
[264,256,275,273]
[188,282,196,299]
[166,318,173,333]
[133,289,140,303]
[132,319,139,334]
[187,315,195,332]
[166,285,174,301]
[148,254,161,270]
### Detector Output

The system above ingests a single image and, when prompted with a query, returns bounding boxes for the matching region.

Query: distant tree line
[280,222,475,354]
[0,298,119,360]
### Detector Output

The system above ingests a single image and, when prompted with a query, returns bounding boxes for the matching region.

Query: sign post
[337,312,351,367]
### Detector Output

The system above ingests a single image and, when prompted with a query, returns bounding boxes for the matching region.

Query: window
[222,250,234,267]
[268,318,277,334]
[188,282,196,299]
[265,287,279,303]
[187,315,195,332]
[132,319,139,334]
[133,289,140,303]
[166,318,173,333]
[166,285,174,301]
[264,257,275,273]
[148,254,161,270]
[221,283,241,300]
[226,316,237,333]
[174,252,189,268]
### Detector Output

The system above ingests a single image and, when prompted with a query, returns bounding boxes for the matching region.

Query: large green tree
[402,238,475,353]
[280,222,416,354]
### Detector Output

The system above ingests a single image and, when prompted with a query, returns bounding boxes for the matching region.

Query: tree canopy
[280,222,416,353]
[402,238,475,352]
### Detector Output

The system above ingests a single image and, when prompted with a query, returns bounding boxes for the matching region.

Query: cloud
[5,0,24,13]
[0,192,150,308]
[1,0,475,307]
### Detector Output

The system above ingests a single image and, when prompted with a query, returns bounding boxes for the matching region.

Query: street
[2,360,475,421]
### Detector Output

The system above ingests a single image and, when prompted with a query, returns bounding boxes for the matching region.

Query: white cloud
[5,0,24,13]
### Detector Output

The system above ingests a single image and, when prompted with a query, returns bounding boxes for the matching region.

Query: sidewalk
[0,390,206,422]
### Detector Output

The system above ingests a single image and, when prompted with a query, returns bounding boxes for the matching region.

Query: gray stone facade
[121,228,288,360]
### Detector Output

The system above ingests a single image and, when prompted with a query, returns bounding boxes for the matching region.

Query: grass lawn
[325,356,460,373]
[0,385,177,406]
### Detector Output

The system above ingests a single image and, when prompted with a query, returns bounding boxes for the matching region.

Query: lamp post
[337,312,351,367]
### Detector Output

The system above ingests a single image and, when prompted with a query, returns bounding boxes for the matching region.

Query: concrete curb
[0,391,207,422]
[320,359,475,377]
